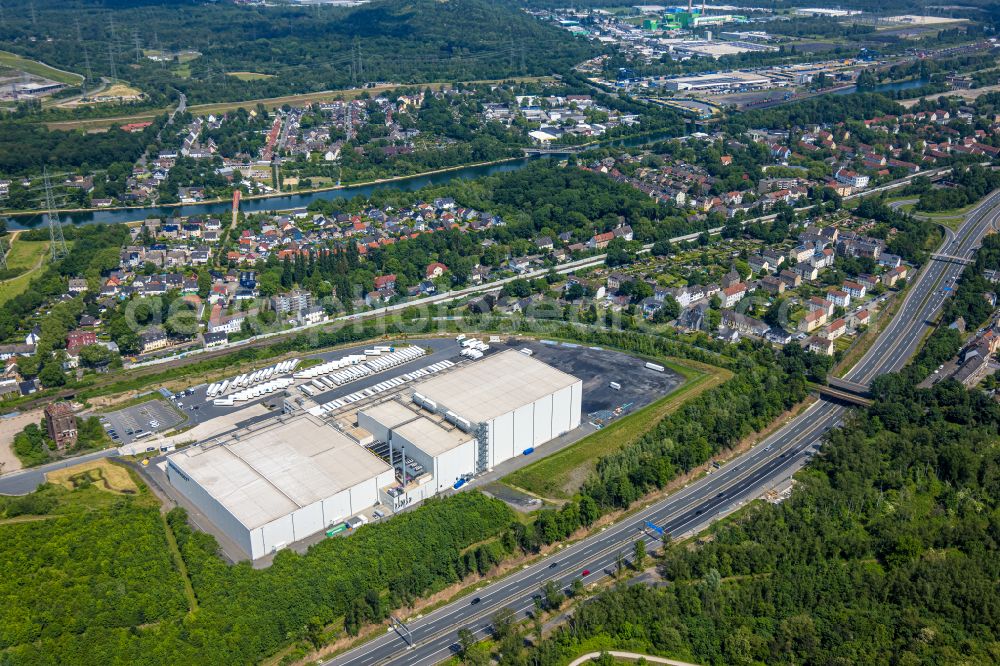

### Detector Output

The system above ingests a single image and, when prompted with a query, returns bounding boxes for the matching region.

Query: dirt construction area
[0,409,46,474]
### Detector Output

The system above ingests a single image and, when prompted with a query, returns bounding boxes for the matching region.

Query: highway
[324,189,1000,666]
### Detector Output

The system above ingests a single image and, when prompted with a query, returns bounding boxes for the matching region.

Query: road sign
[644,520,664,535]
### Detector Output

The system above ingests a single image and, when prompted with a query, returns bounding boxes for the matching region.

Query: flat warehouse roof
[394,416,474,458]
[167,414,391,530]
[413,350,580,424]
[362,399,421,430]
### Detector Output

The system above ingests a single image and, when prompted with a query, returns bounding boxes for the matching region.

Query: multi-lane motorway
[325,191,1000,666]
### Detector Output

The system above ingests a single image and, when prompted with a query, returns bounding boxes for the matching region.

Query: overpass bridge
[930,253,974,266]
[810,377,873,407]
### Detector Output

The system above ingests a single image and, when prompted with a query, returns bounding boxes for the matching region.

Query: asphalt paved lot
[507,339,682,415]
[101,399,185,446]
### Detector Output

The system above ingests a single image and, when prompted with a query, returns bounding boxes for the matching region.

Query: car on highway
[548,562,558,568]
[582,569,590,576]
[470,597,480,605]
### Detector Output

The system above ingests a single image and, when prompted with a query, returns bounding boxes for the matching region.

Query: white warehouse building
[166,414,394,560]
[359,350,582,493]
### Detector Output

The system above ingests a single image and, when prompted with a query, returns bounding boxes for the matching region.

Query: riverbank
[3,127,684,226]
[1,156,528,221]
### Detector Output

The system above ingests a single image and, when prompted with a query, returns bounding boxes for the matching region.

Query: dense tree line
[503,377,1000,666]
[917,164,1000,212]
[854,197,936,264]
[0,0,597,109]
[2,490,515,665]
[0,484,189,657]
[0,117,165,183]
[726,94,903,135]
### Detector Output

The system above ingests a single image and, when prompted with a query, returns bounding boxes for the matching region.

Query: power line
[42,169,69,263]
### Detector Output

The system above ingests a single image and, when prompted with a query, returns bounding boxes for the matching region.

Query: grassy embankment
[0,49,84,85]
[0,237,51,307]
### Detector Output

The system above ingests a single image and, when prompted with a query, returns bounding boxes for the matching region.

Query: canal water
[7,131,680,229]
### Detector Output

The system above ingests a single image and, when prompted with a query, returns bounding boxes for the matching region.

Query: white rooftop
[394,417,473,458]
[362,399,421,430]
[413,349,580,424]
[167,414,390,530]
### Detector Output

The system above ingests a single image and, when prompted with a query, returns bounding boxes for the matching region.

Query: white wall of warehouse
[167,461,253,558]
[434,440,476,491]
[169,462,393,561]
[486,380,582,468]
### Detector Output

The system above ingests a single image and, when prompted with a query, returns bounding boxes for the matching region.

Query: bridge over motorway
[816,376,875,406]
[930,252,974,266]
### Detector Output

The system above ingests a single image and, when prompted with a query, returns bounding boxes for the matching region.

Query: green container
[326,524,348,537]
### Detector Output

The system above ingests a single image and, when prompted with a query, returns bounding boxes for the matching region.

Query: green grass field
[0,238,50,306]
[227,71,275,81]
[0,49,83,85]
[506,358,732,499]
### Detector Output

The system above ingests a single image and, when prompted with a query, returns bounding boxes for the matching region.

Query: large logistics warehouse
[166,414,394,560]
[359,350,582,494]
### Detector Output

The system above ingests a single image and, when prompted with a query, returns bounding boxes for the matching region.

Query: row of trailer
[206,359,302,399]
[213,377,294,406]
[311,358,457,415]
[458,336,490,360]
[294,346,424,387]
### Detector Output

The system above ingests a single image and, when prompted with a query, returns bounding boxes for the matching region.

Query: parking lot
[101,399,186,446]
[505,339,683,418]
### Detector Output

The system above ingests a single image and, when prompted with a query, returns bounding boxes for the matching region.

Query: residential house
[203,331,228,348]
[882,265,908,287]
[722,310,769,337]
[588,231,614,250]
[795,263,819,281]
[374,274,397,292]
[139,328,169,353]
[824,318,847,340]
[834,168,869,190]
[66,330,97,357]
[272,290,312,314]
[827,289,851,308]
[799,308,828,333]
[760,275,785,295]
[722,282,747,308]
[425,262,448,279]
[808,297,835,318]
[842,280,866,299]
[778,269,801,289]
[68,278,89,294]
[807,335,835,356]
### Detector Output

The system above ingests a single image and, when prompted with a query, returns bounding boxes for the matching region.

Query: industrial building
[166,414,394,560]
[359,350,582,502]
[166,349,582,560]
[663,71,772,91]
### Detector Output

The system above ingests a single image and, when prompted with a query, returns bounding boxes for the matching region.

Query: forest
[0,117,165,185]
[0,316,825,664]
[0,0,597,109]
[916,164,1000,212]
[726,93,904,135]
[500,377,1000,666]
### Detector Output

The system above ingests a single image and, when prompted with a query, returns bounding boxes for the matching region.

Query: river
[6,131,680,230]
[833,78,930,96]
